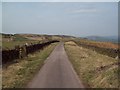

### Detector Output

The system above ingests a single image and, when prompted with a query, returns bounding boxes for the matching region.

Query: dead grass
[2,43,58,88]
[79,39,118,49]
[65,41,119,88]
[0,67,2,89]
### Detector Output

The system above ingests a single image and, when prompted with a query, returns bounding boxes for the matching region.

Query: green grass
[2,40,39,50]
[64,41,119,88]
[2,43,58,88]
[2,34,39,50]
[13,35,29,41]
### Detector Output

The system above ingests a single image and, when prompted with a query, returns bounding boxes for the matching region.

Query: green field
[2,40,39,50]
[2,34,39,50]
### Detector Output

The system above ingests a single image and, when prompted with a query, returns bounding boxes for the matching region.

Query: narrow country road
[27,42,84,88]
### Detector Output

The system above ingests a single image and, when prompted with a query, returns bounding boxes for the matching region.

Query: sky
[1,2,118,37]
[1,0,120,2]
[0,2,1,33]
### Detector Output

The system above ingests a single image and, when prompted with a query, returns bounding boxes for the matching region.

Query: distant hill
[85,36,118,43]
[1,33,77,42]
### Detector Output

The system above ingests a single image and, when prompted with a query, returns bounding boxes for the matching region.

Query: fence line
[2,40,59,64]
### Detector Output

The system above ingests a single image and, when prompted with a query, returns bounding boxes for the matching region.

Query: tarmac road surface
[27,42,84,88]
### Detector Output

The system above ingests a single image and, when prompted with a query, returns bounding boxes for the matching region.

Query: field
[77,38,118,49]
[2,41,39,50]
[1,34,70,50]
[1,33,119,88]
[65,41,119,88]
[2,34,40,50]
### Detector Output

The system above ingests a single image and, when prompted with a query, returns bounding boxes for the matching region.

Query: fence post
[19,45,27,59]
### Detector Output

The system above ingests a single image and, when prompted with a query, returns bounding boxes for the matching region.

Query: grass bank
[2,43,58,88]
[64,41,119,88]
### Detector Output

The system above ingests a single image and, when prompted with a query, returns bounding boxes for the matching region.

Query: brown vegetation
[79,39,118,49]
[65,41,119,88]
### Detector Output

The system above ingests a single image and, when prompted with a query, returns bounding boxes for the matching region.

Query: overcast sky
[1,2,118,37]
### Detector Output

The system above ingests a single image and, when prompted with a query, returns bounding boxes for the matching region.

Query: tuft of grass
[2,43,58,88]
[65,41,119,88]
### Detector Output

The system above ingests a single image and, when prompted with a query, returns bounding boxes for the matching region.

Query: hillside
[1,33,76,49]
[2,33,119,88]
[1,33,118,50]
[85,36,118,43]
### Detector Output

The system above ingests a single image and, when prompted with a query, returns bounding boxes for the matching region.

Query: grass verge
[64,41,118,88]
[2,43,58,88]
